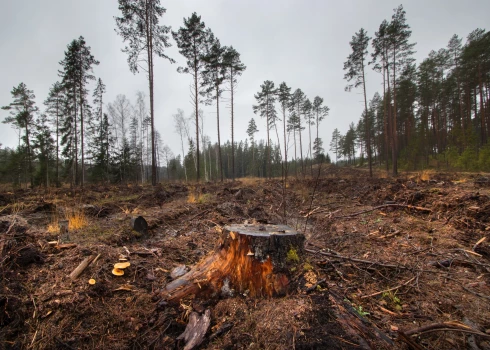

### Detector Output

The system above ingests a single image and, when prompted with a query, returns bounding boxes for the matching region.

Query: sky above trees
[1,0,489,157]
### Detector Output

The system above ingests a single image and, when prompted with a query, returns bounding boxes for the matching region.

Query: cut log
[162,224,305,303]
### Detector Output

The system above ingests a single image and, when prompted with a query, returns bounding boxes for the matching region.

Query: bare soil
[1,166,490,349]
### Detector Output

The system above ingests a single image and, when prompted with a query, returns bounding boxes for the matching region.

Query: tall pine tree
[115,0,174,186]
[172,13,209,182]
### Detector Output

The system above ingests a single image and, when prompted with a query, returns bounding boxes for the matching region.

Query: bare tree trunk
[308,117,312,175]
[216,86,223,182]
[74,85,78,186]
[392,48,398,176]
[361,56,372,177]
[383,51,389,173]
[230,68,235,181]
[266,95,271,179]
[194,64,200,182]
[478,65,486,145]
[79,89,85,189]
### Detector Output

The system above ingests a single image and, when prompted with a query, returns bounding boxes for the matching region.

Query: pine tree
[286,112,301,177]
[172,12,209,182]
[115,0,174,186]
[201,33,226,181]
[90,78,107,181]
[329,128,342,163]
[372,19,391,172]
[59,36,99,187]
[344,28,372,176]
[32,113,55,187]
[173,109,189,182]
[246,118,258,175]
[313,137,324,161]
[277,82,291,179]
[223,46,246,181]
[302,98,314,174]
[59,87,76,186]
[290,89,306,175]
[44,81,65,186]
[387,5,416,175]
[253,81,277,178]
[2,82,38,187]
[312,96,329,163]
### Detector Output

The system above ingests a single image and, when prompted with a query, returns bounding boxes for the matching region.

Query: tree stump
[162,224,305,303]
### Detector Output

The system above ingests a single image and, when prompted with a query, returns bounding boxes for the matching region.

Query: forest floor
[1,166,490,350]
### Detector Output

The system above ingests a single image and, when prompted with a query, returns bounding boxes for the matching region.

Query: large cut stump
[162,224,305,303]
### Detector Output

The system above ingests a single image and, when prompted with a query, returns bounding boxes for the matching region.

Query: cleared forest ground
[1,167,490,349]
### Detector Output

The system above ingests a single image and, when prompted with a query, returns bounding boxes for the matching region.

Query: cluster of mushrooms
[112,261,131,276]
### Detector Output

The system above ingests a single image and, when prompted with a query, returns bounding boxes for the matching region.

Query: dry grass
[47,214,60,234]
[47,206,88,233]
[66,207,87,230]
[419,169,435,181]
[187,191,213,204]
[236,177,267,186]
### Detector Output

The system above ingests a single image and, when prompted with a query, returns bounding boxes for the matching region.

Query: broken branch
[361,277,415,299]
[335,204,432,218]
[305,248,410,270]
[69,255,96,280]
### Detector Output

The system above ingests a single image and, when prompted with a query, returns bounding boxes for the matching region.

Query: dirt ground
[1,166,490,349]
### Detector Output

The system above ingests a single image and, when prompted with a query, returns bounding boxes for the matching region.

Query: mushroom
[114,262,131,269]
[112,268,125,276]
[112,261,131,276]
[88,278,96,285]
[246,250,255,256]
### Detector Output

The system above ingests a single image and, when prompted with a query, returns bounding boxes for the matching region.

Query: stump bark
[162,224,305,303]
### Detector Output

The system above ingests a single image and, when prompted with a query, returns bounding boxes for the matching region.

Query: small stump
[162,224,305,303]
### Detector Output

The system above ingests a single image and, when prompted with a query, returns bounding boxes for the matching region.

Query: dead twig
[404,321,490,340]
[305,248,410,270]
[361,277,415,299]
[306,278,326,293]
[188,209,211,221]
[69,255,96,280]
[335,204,432,218]
[397,331,427,350]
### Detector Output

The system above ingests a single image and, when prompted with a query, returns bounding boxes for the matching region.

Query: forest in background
[0,2,489,188]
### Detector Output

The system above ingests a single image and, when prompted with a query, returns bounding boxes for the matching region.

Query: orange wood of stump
[162,224,305,303]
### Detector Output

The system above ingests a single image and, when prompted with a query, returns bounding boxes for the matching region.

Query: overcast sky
[1,0,489,159]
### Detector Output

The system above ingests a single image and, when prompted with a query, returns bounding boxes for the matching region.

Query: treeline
[0,0,334,188]
[339,5,490,174]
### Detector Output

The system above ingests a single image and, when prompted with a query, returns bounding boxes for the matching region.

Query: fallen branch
[69,255,96,280]
[404,321,490,340]
[361,277,415,299]
[335,204,432,219]
[188,209,211,221]
[397,331,426,350]
[306,278,326,293]
[56,243,77,250]
[305,248,410,270]
[473,236,486,251]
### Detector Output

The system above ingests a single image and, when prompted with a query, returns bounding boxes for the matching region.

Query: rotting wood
[177,309,211,350]
[329,290,394,349]
[162,224,305,303]
[69,255,96,280]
